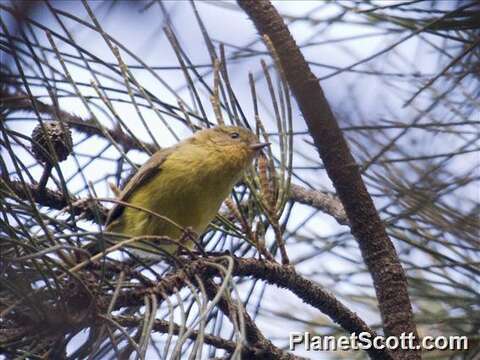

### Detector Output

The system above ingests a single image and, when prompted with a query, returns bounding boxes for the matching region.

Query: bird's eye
[230,132,240,139]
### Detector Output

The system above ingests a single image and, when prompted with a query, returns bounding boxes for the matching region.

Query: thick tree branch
[289,184,348,225]
[115,261,298,359]
[236,1,418,359]
[116,256,393,360]
[6,180,108,222]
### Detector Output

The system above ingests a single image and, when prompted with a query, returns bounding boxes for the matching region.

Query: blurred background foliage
[0,0,479,359]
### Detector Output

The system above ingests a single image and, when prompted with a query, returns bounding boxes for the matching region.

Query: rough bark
[237,1,419,359]
[289,184,348,225]
[116,256,393,360]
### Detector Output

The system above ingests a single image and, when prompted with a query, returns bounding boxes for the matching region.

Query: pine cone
[31,121,72,164]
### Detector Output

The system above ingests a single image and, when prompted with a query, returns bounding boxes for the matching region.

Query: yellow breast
[108,144,245,255]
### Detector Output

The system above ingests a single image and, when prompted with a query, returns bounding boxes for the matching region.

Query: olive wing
[106,147,175,225]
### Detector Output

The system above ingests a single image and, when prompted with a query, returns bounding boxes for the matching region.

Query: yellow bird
[105,125,269,256]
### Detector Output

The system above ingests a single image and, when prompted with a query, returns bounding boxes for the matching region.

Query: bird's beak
[250,142,270,151]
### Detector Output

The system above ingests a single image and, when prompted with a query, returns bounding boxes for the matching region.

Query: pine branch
[116,255,393,360]
[2,85,348,225]
[289,184,348,225]
[0,87,157,153]
[236,1,419,359]
[6,180,108,222]
[115,316,291,360]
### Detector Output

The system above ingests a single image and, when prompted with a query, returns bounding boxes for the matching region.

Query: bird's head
[192,125,270,173]
[195,125,269,156]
